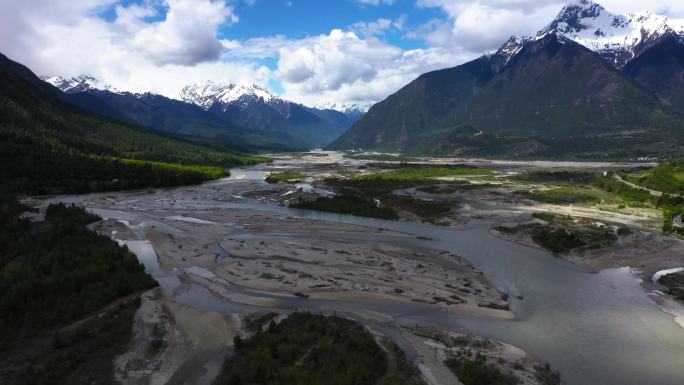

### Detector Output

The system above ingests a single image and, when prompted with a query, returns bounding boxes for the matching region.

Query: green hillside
[0,52,267,194]
[432,35,678,158]
[328,57,496,151]
[329,34,684,159]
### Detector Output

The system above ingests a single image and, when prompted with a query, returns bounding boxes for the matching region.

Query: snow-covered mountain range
[178,80,359,147]
[44,76,361,150]
[500,0,684,68]
[180,81,279,111]
[44,75,121,94]
[46,75,369,123]
[314,102,371,115]
[179,81,370,120]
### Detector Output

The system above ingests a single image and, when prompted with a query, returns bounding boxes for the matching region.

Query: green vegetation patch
[214,312,424,385]
[500,214,621,254]
[445,355,519,385]
[417,181,499,194]
[118,157,229,179]
[532,227,586,254]
[359,166,492,183]
[662,203,684,234]
[515,171,600,185]
[658,272,684,303]
[343,153,421,162]
[0,294,142,385]
[0,198,157,341]
[594,176,655,205]
[244,312,279,333]
[513,172,659,207]
[516,187,607,204]
[0,197,157,384]
[265,171,308,184]
[0,133,234,195]
[382,195,456,224]
[312,165,469,222]
[532,212,557,222]
[629,160,684,195]
[324,166,490,195]
[290,195,399,220]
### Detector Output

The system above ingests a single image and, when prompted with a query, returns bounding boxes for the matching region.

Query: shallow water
[87,160,684,385]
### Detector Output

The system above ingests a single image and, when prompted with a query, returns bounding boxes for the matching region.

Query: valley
[24,151,684,385]
[45,77,364,152]
[3,0,684,384]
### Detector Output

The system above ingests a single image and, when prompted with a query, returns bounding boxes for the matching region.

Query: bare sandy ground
[134,217,510,315]
[65,184,517,383]
[115,288,244,385]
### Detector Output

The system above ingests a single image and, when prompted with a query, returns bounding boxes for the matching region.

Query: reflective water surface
[82,162,684,385]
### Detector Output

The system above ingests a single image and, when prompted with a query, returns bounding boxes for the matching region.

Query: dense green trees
[0,197,157,344]
[1,53,268,195]
[0,132,234,194]
[532,228,586,254]
[445,355,519,385]
[658,273,684,302]
[630,159,684,195]
[290,195,399,220]
[214,312,419,385]
[0,197,157,383]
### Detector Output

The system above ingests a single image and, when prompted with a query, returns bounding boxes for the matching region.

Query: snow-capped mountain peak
[44,75,119,94]
[542,0,613,35]
[490,1,684,69]
[180,81,280,110]
[539,0,679,66]
[315,102,372,115]
[489,35,532,64]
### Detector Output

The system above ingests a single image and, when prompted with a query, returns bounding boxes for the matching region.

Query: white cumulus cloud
[2,0,684,107]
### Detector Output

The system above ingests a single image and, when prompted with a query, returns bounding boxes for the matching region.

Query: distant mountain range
[0,52,265,194]
[329,0,684,159]
[44,76,365,151]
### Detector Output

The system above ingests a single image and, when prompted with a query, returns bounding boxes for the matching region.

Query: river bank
[28,152,684,385]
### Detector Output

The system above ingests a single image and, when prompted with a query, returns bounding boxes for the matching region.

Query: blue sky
[225,0,442,51]
[98,0,443,61]
[2,0,684,107]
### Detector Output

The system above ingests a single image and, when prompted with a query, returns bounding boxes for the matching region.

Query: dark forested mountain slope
[329,32,684,159]
[51,83,296,152]
[328,56,499,152]
[329,1,684,159]
[430,34,675,158]
[623,33,684,111]
[181,81,353,149]
[0,52,265,194]
[47,76,359,151]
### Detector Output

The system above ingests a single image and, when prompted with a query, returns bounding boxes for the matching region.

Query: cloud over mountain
[2,0,684,107]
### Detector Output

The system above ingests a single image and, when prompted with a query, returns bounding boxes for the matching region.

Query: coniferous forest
[0,52,268,195]
[0,197,157,383]
[213,312,425,385]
